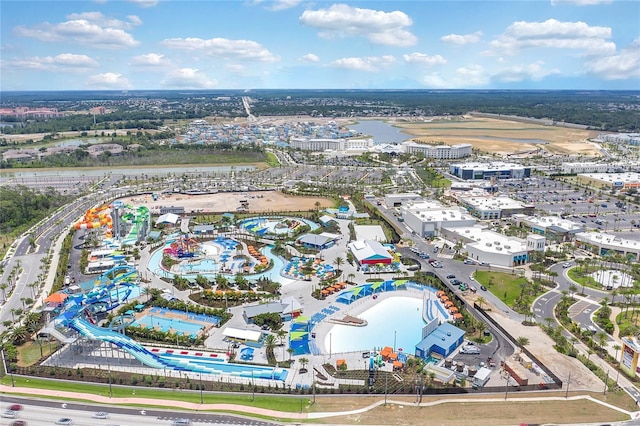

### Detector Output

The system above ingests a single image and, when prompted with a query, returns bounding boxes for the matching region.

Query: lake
[347,120,412,144]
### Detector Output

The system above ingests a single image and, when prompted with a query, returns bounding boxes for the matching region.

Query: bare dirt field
[394,116,600,156]
[118,190,333,214]
[313,393,632,425]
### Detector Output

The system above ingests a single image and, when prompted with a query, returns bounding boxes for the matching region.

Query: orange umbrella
[45,293,68,304]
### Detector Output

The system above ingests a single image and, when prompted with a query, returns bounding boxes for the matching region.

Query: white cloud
[161,37,280,62]
[65,12,142,30]
[130,53,171,67]
[585,38,640,80]
[551,0,612,5]
[86,72,132,89]
[127,0,158,7]
[489,19,615,55]
[331,55,396,72]
[421,64,489,88]
[2,53,99,71]
[441,31,482,45]
[273,0,302,11]
[299,53,320,63]
[300,4,417,47]
[14,13,140,49]
[492,61,560,82]
[403,52,446,66]
[162,68,217,89]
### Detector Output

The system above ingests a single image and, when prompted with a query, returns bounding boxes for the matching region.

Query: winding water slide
[67,318,285,379]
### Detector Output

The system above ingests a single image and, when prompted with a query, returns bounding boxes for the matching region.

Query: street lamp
[199,372,203,404]
[393,330,397,353]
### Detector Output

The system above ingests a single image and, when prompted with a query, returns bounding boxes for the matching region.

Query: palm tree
[613,344,622,362]
[347,273,355,284]
[476,296,486,310]
[264,334,277,363]
[333,257,344,278]
[299,357,309,373]
[287,347,295,362]
[10,325,28,345]
[516,336,530,348]
[0,283,8,301]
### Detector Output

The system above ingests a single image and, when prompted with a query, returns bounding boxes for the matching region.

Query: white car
[460,345,481,355]
[1,410,17,419]
[55,419,74,425]
[563,262,571,268]
[93,412,110,419]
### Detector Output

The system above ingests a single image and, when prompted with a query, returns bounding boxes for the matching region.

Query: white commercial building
[384,193,423,207]
[598,133,640,146]
[574,232,640,262]
[289,137,374,151]
[401,200,477,238]
[512,214,583,242]
[401,141,472,159]
[455,195,532,220]
[441,226,529,267]
[560,162,637,174]
[449,162,531,180]
[577,172,640,192]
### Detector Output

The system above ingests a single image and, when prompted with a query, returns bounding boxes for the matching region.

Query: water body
[56,138,103,147]
[347,120,412,144]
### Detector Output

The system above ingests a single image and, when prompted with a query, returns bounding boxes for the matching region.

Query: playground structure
[163,234,202,259]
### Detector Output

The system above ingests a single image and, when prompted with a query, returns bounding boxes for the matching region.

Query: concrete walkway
[1,384,638,422]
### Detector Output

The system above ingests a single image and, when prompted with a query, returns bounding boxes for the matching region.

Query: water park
[39,200,477,392]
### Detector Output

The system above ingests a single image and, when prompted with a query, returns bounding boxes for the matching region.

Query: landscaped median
[0,376,308,419]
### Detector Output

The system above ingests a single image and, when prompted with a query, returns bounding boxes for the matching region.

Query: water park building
[415,322,465,360]
[296,233,338,250]
[347,240,393,266]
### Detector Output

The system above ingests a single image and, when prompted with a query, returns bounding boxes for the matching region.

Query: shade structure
[45,293,68,304]
[393,360,403,369]
[290,331,309,341]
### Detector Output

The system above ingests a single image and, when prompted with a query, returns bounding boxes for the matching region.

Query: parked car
[446,274,456,279]
[460,345,480,355]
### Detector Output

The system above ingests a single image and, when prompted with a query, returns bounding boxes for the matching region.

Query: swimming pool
[325,296,425,354]
[135,315,203,336]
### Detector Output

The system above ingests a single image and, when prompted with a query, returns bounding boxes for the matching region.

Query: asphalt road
[1,396,279,426]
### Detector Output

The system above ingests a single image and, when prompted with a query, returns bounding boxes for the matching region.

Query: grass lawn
[0,376,304,413]
[17,341,58,367]
[474,271,528,307]
[567,268,600,290]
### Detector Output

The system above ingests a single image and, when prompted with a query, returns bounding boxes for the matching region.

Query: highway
[1,396,278,426]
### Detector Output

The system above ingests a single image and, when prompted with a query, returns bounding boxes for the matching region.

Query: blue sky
[1,0,638,91]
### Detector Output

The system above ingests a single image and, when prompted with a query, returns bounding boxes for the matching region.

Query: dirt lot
[312,393,633,425]
[118,190,333,214]
[394,116,600,156]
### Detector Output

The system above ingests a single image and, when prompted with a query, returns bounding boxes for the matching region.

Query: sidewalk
[1,384,637,422]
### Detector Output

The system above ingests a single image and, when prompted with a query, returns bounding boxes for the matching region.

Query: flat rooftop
[575,232,640,251]
[578,172,640,184]
[445,226,528,254]
[458,195,525,211]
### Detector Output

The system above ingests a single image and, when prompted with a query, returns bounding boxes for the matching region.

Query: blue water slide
[68,318,287,379]
[68,318,169,369]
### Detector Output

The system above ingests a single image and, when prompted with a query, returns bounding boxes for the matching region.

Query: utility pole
[565,371,571,399]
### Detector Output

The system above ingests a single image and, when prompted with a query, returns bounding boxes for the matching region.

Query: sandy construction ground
[118,190,333,214]
[394,116,600,156]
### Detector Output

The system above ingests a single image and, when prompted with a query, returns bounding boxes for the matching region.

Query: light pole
[393,330,397,353]
[199,372,203,404]
[108,363,113,398]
